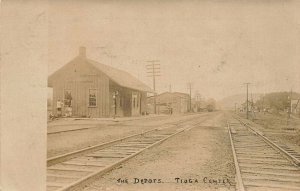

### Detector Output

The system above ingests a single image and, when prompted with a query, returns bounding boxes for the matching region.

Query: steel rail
[47,128,156,167]
[57,126,187,191]
[227,122,246,191]
[48,113,212,166]
[228,117,300,190]
[48,113,209,135]
[236,116,300,166]
[48,114,215,191]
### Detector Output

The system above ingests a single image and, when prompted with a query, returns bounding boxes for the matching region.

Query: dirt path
[82,112,235,191]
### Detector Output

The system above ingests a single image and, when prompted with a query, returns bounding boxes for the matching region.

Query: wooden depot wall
[50,58,110,118]
[49,57,148,118]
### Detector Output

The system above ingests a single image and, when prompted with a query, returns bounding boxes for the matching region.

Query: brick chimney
[79,46,86,58]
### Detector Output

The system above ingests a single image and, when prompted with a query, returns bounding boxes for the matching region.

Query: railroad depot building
[147,92,190,114]
[48,47,152,118]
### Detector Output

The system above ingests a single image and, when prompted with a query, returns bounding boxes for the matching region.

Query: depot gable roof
[48,47,152,93]
[87,59,152,92]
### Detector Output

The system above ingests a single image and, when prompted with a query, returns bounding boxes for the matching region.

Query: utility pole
[288,88,292,119]
[187,82,192,112]
[195,92,201,112]
[244,83,251,119]
[251,91,256,120]
[262,95,265,114]
[112,90,119,119]
[146,60,161,114]
[286,88,292,128]
[235,103,237,113]
[290,88,292,118]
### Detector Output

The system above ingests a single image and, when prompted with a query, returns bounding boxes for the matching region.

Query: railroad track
[47,113,209,135]
[228,118,300,191]
[47,113,211,166]
[236,116,300,166]
[47,114,213,191]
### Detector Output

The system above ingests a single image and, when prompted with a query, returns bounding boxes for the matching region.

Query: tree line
[255,92,300,112]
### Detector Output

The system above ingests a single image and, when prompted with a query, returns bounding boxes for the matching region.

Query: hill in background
[218,93,262,110]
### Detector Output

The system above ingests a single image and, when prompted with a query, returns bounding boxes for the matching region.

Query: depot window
[64,89,72,107]
[89,89,97,107]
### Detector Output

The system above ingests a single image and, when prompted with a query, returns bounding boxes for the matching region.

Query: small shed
[48,47,152,118]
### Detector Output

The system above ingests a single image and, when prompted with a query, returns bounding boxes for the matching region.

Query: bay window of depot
[89,89,97,107]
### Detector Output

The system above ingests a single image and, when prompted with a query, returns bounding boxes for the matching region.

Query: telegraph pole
[235,103,237,113]
[146,60,161,114]
[288,88,292,119]
[286,88,292,127]
[244,83,251,119]
[195,92,201,112]
[187,82,192,112]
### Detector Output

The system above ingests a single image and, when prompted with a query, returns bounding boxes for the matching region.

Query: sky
[48,0,300,100]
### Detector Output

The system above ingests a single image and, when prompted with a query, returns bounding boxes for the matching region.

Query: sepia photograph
[1,0,300,191]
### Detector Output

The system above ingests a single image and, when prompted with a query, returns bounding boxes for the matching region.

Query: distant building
[147,92,190,114]
[241,100,255,112]
[48,47,152,118]
[291,99,300,114]
[191,93,205,112]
